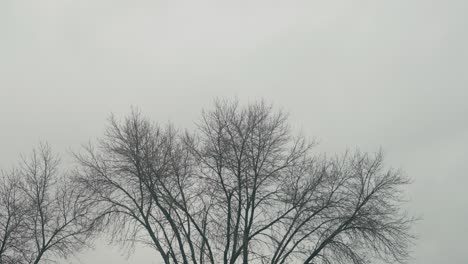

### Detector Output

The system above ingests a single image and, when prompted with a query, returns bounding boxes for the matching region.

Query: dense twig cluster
[0,144,96,264]
[1,100,416,264]
[75,100,416,264]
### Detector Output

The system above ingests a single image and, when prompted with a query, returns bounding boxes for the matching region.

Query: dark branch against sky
[1,1,467,263]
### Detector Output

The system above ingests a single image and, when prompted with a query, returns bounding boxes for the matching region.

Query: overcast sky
[1,1,467,263]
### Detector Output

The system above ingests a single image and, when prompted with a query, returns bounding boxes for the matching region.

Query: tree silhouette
[0,144,97,264]
[75,100,416,264]
[0,172,28,264]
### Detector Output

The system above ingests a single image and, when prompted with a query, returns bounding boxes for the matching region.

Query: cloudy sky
[1,0,467,263]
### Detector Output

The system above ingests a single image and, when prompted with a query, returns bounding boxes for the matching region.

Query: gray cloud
[1,0,467,263]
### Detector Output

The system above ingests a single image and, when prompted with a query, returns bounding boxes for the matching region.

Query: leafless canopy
[0,144,96,264]
[75,100,416,264]
[0,171,27,264]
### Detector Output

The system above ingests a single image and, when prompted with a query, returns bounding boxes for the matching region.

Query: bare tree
[76,100,416,264]
[74,111,205,264]
[0,171,28,264]
[0,144,97,264]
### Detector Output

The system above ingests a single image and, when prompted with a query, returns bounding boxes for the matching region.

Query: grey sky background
[1,1,467,263]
